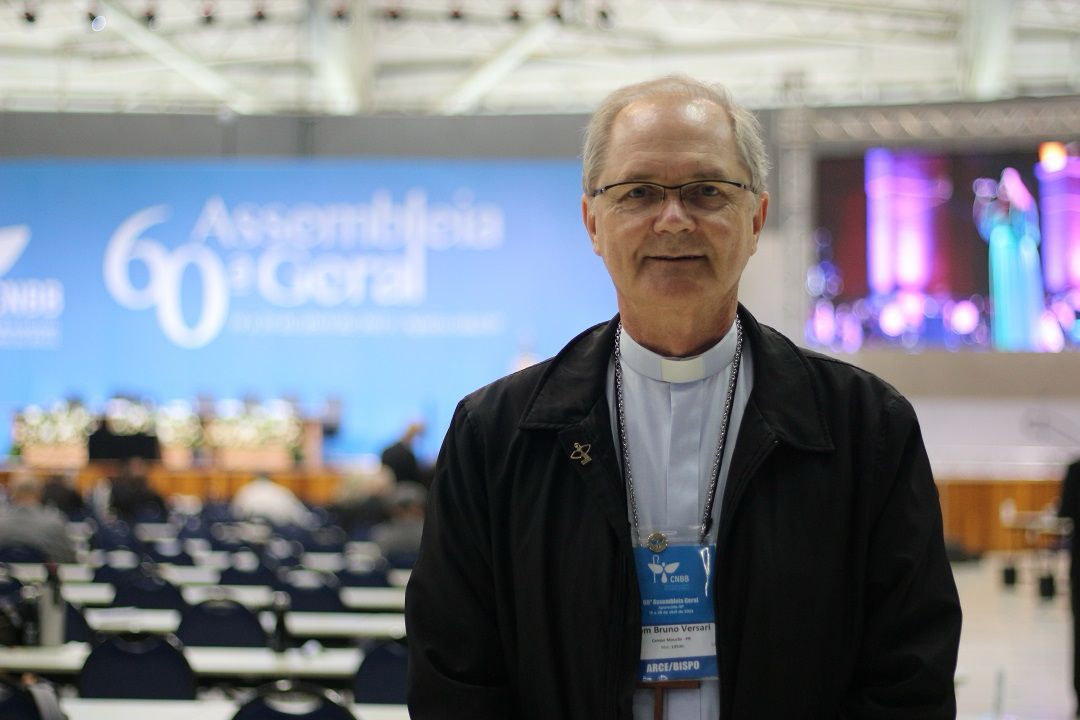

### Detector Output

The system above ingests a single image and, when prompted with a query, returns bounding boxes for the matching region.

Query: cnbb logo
[104,206,229,349]
[0,225,65,319]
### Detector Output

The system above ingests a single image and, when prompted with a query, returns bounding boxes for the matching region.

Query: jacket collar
[520,306,833,453]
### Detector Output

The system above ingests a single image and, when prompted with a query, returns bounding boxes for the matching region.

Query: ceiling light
[200,0,214,24]
[87,5,106,32]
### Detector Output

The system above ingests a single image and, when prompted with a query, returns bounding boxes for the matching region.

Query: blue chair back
[177,598,267,647]
[231,680,355,720]
[0,565,23,600]
[221,555,282,587]
[352,640,408,704]
[0,545,48,564]
[65,602,96,644]
[112,572,188,611]
[79,632,196,699]
[148,540,195,566]
[335,567,391,588]
[280,570,344,613]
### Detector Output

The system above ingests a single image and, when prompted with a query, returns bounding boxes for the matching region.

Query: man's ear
[752,191,769,239]
[582,194,601,255]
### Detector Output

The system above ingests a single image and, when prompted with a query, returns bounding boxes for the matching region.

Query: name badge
[633,543,717,683]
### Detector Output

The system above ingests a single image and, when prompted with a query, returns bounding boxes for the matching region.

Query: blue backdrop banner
[0,159,615,461]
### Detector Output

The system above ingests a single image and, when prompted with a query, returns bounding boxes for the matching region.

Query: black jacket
[406,309,961,719]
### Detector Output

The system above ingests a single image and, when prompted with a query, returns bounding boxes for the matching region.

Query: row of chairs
[1,675,393,720]
[73,631,407,704]
[100,563,374,613]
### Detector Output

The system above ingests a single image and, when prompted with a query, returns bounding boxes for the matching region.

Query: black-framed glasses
[590,179,755,214]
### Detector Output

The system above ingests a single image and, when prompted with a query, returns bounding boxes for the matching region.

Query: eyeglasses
[590,179,755,214]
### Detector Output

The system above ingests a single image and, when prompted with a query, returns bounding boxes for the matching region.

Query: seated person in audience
[40,473,86,519]
[231,475,312,527]
[372,482,426,561]
[109,457,167,522]
[0,472,77,563]
[380,421,433,488]
[330,462,395,534]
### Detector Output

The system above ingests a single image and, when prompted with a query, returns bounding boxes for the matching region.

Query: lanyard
[613,317,743,549]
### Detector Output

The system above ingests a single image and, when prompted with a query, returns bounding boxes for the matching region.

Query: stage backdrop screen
[808,142,1080,353]
[0,159,614,461]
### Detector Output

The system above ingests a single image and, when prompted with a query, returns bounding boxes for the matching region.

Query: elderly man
[405,76,961,719]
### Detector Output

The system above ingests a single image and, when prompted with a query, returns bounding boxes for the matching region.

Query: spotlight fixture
[21,1,37,23]
[383,3,402,20]
[87,3,106,31]
[200,0,214,24]
[332,2,349,22]
[507,3,522,22]
[252,2,268,23]
[143,1,156,27]
[548,2,562,22]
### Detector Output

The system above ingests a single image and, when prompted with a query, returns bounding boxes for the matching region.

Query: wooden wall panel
[938,479,1063,553]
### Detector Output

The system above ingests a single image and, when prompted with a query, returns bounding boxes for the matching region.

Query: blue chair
[335,567,391,588]
[0,564,23,600]
[65,602,96,644]
[279,569,345,613]
[177,598,267,648]
[91,521,143,553]
[112,572,188,611]
[147,540,195,566]
[220,552,282,587]
[231,680,355,720]
[79,632,196,699]
[92,562,145,586]
[352,639,408,704]
[0,545,48,564]
[302,526,347,554]
[384,550,419,570]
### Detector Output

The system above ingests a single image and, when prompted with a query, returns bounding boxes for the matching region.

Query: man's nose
[653,190,696,232]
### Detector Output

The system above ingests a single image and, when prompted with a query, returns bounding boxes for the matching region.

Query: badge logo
[647,555,680,584]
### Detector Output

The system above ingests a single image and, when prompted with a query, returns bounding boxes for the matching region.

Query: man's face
[582,95,768,326]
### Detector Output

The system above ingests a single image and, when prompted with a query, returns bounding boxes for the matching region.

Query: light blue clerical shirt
[606,321,754,720]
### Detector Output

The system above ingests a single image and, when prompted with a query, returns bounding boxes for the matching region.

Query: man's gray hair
[582,75,770,195]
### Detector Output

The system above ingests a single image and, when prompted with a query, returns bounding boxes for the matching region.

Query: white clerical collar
[619,322,738,384]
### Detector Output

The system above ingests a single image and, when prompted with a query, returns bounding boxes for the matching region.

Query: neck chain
[614,317,743,548]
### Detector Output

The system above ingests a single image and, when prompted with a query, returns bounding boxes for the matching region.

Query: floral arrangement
[155,400,203,448]
[11,400,97,450]
[104,397,156,436]
[204,399,303,450]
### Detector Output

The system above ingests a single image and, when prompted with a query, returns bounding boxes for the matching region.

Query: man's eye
[689,183,722,198]
[624,184,659,200]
